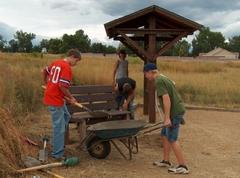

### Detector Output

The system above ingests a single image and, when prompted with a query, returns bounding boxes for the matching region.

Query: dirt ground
[24,108,240,178]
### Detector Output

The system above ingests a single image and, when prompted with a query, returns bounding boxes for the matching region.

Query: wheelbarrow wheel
[87,137,111,159]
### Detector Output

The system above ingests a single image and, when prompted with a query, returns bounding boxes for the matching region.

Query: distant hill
[0,22,16,40]
[0,22,49,45]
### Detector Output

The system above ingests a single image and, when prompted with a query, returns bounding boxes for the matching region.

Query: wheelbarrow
[82,120,164,160]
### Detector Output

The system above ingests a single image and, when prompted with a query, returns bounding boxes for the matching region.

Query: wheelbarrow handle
[143,121,164,129]
[140,125,164,135]
[137,122,165,136]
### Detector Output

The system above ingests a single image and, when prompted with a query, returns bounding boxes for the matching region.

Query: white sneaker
[153,160,172,167]
[168,165,189,174]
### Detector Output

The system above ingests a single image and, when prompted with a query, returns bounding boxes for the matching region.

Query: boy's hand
[69,97,77,105]
[164,118,172,127]
[65,96,77,105]
[122,100,128,110]
[41,85,46,90]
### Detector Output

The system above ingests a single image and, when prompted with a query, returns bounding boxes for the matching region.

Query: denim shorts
[161,115,184,142]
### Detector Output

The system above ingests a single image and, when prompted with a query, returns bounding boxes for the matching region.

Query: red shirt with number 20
[43,59,72,106]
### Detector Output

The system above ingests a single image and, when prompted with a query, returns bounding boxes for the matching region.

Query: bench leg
[65,124,69,145]
[77,120,87,146]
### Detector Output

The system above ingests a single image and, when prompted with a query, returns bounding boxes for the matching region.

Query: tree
[32,45,41,52]
[48,38,62,54]
[226,35,240,53]
[163,40,191,56]
[61,29,91,53]
[191,27,226,56]
[14,30,36,52]
[0,34,6,51]
[106,45,117,53]
[90,43,117,54]
[60,34,75,53]
[90,42,107,53]
[118,43,134,55]
[8,39,18,52]
[40,39,49,49]
[74,30,91,52]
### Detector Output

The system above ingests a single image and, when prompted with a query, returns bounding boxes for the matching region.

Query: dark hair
[118,49,126,55]
[67,49,81,59]
[123,83,132,94]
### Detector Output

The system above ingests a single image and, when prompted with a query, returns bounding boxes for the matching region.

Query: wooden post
[143,60,148,115]
[104,7,197,122]
[147,15,157,123]
[77,119,86,146]
[64,124,69,145]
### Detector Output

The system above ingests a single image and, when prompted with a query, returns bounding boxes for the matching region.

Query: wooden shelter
[104,5,202,123]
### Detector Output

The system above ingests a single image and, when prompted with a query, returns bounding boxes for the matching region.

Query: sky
[1,0,240,46]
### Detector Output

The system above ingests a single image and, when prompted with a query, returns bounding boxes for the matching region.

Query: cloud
[0,22,16,40]
[0,0,240,45]
[96,0,240,39]
[97,0,240,17]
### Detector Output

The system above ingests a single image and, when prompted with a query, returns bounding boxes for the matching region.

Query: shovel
[74,102,109,118]
[39,136,49,162]
[22,156,64,178]
[18,157,80,173]
[41,85,108,118]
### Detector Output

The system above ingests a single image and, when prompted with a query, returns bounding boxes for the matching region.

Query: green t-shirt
[155,74,185,119]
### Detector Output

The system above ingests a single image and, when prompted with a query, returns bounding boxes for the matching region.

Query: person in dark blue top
[114,77,136,120]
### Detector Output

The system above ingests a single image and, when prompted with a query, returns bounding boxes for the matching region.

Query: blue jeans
[48,104,70,158]
[161,115,184,142]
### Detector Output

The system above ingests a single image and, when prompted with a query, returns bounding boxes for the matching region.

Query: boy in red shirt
[42,49,81,159]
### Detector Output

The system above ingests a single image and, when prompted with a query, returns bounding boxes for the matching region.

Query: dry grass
[0,52,240,119]
[0,52,240,177]
[0,108,25,177]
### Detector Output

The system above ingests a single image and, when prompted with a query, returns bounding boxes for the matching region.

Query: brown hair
[67,49,81,59]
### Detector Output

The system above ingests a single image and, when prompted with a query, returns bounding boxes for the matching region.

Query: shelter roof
[105,5,203,40]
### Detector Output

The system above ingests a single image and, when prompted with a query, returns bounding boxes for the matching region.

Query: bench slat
[74,93,115,102]
[70,85,113,94]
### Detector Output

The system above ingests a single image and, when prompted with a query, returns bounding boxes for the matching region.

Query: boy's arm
[42,67,49,85]
[113,60,119,81]
[162,94,172,127]
[112,60,119,88]
[59,85,77,104]
[122,90,135,110]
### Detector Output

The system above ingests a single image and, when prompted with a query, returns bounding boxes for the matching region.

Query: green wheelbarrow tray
[85,120,147,160]
[85,120,164,160]
[87,120,147,140]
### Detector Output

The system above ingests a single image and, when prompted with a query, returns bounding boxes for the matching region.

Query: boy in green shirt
[143,63,189,174]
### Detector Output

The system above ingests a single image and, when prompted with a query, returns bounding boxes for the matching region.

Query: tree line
[0,29,117,54]
[0,27,240,56]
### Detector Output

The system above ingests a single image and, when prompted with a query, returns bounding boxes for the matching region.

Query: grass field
[0,52,240,117]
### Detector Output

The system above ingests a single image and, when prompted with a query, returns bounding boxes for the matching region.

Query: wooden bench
[66,85,130,143]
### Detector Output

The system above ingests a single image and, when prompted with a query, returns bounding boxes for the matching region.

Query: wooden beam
[117,30,151,60]
[119,39,147,61]
[156,20,177,28]
[114,28,192,35]
[114,36,173,41]
[155,32,188,58]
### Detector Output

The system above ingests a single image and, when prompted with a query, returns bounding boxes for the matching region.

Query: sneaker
[168,165,189,174]
[153,160,172,167]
